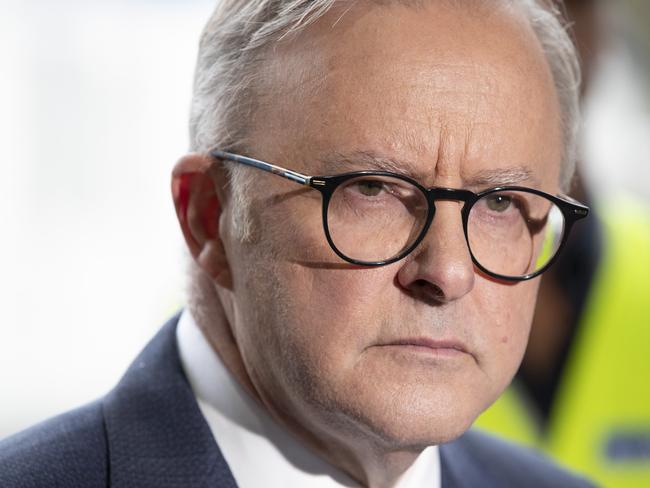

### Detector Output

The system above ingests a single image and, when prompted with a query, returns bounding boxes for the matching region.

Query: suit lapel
[102,314,238,487]
[439,433,500,488]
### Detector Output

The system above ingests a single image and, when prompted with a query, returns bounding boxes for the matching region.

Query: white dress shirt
[176,310,441,488]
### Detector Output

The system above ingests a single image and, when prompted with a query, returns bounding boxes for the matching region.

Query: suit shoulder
[0,401,107,487]
[442,429,596,487]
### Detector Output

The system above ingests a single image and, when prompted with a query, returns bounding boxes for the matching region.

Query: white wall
[0,0,215,438]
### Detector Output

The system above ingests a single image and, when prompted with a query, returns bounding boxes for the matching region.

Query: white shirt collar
[176,309,441,488]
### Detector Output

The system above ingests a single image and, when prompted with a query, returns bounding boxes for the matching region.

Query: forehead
[250,1,562,190]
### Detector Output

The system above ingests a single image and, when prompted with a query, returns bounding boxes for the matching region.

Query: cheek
[234,259,399,420]
[285,266,395,356]
[253,190,329,261]
[236,239,394,352]
[475,277,539,376]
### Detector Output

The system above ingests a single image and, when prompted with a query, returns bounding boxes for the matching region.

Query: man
[0,1,595,486]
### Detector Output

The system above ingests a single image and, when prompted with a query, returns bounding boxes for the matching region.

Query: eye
[485,194,513,212]
[354,180,385,197]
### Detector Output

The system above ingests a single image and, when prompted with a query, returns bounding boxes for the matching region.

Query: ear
[171,153,231,287]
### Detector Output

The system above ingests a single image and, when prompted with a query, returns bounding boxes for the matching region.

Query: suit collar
[102,313,238,487]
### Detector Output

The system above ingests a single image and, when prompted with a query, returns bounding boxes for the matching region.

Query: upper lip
[381,337,469,354]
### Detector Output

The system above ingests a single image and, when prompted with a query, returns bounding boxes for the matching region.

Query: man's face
[218,2,562,452]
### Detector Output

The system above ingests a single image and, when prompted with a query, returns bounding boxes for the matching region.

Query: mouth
[377,338,470,357]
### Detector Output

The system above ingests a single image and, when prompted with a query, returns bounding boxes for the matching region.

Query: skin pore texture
[173,1,563,487]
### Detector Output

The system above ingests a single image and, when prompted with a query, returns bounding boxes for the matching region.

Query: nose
[397,202,475,304]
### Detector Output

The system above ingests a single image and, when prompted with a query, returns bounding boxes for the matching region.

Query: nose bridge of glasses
[425,187,475,211]
[418,189,473,246]
[409,190,475,291]
[412,188,475,264]
[411,188,475,247]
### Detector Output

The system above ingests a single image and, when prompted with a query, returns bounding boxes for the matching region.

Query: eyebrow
[316,150,539,188]
[317,150,425,180]
[465,167,539,188]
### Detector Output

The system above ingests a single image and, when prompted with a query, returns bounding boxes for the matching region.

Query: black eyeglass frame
[210,150,589,281]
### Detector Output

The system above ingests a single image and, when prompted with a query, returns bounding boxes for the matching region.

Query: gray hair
[190,0,581,193]
[186,0,581,326]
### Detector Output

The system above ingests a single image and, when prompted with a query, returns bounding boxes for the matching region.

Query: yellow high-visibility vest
[475,200,650,488]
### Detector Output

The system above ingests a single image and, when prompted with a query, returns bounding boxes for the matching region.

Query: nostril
[410,280,446,306]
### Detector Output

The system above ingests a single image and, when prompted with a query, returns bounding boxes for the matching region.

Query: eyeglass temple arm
[210,150,312,186]
[557,193,590,221]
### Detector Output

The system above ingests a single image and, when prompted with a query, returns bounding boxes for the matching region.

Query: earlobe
[171,153,232,286]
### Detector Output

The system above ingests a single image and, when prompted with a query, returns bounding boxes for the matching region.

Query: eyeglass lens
[326,175,566,278]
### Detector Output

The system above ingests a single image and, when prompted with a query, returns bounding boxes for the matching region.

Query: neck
[261,397,424,487]
[322,437,423,487]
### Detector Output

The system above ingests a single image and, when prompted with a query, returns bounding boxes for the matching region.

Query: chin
[321,374,490,450]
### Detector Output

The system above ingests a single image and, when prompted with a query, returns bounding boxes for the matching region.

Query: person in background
[475,1,650,486]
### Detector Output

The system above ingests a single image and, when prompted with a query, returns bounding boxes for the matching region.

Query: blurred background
[0,0,215,438]
[1,0,649,484]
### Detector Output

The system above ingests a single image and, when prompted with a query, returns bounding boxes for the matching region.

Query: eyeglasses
[210,150,589,281]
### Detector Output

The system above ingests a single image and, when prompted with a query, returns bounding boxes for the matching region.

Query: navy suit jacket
[0,315,594,487]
